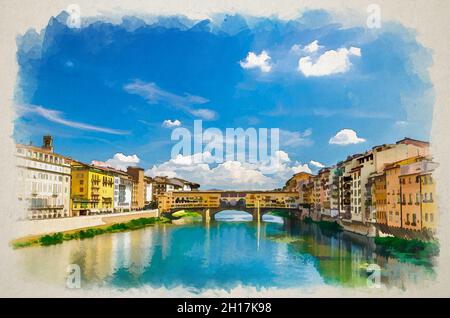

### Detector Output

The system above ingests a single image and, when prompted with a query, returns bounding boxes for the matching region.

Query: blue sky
[14,10,434,189]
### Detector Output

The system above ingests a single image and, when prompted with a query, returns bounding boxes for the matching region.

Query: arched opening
[261,212,284,224]
[214,210,252,222]
[213,209,285,223]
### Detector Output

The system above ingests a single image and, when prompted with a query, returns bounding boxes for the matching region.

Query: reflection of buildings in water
[81,234,114,282]
[161,224,171,260]
[128,229,154,277]
[373,254,435,290]
[202,221,211,267]
[109,232,131,275]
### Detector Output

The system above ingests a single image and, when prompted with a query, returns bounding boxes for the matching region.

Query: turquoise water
[16,211,436,291]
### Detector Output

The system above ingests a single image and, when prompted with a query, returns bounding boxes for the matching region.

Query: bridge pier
[204,208,211,223]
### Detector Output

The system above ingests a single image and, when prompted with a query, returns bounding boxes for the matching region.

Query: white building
[145,181,153,204]
[113,174,133,212]
[16,136,72,219]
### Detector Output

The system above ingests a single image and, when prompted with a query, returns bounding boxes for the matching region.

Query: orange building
[127,166,145,210]
[373,173,387,225]
[284,172,313,192]
[383,157,422,228]
[399,161,423,230]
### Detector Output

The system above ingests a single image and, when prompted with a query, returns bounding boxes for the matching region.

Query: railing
[29,205,64,210]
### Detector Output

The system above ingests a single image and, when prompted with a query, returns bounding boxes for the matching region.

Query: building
[399,158,438,231]
[113,171,133,212]
[328,167,340,217]
[372,173,387,225]
[15,135,72,219]
[286,172,313,192]
[127,166,145,210]
[144,176,153,207]
[151,176,200,203]
[381,157,422,228]
[318,168,331,216]
[420,161,438,232]
[312,175,321,217]
[363,139,429,225]
[337,156,358,220]
[372,138,429,174]
[71,161,115,215]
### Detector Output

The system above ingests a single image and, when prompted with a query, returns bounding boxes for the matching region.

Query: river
[15,210,436,292]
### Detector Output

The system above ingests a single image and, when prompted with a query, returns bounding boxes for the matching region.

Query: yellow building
[419,162,438,231]
[71,161,115,215]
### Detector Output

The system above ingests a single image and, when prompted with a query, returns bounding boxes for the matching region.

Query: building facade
[71,161,115,215]
[399,159,438,231]
[127,166,145,210]
[113,173,133,212]
[16,136,72,219]
[420,165,438,231]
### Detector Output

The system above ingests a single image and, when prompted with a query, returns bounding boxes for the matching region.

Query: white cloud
[17,104,129,135]
[189,108,217,120]
[124,80,217,120]
[310,160,325,168]
[304,40,322,53]
[107,153,140,171]
[329,129,366,145]
[145,150,310,190]
[298,46,361,77]
[292,163,312,174]
[290,44,302,53]
[162,119,182,128]
[395,120,408,126]
[92,153,141,171]
[240,50,272,73]
[279,129,313,147]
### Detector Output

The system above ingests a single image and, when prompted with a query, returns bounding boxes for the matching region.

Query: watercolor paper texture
[1,0,450,297]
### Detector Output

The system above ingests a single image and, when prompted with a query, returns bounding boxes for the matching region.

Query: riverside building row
[284,137,438,234]
[15,136,200,219]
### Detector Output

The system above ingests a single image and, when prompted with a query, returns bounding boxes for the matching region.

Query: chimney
[43,135,53,152]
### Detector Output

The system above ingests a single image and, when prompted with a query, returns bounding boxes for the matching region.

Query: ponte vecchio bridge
[158,191,300,220]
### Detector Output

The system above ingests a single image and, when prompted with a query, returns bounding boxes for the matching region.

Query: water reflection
[15,210,436,291]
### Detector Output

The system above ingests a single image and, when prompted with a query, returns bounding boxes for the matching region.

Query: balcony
[29,205,64,210]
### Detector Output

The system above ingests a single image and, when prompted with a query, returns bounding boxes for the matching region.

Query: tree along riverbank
[12,216,171,249]
[374,236,439,264]
[301,216,439,262]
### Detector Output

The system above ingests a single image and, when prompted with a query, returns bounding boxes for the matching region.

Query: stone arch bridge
[158,190,300,221]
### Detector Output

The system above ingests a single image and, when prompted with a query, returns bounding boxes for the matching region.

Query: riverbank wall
[12,209,159,239]
[304,212,432,241]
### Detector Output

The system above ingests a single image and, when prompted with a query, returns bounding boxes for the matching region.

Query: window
[430,213,434,222]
